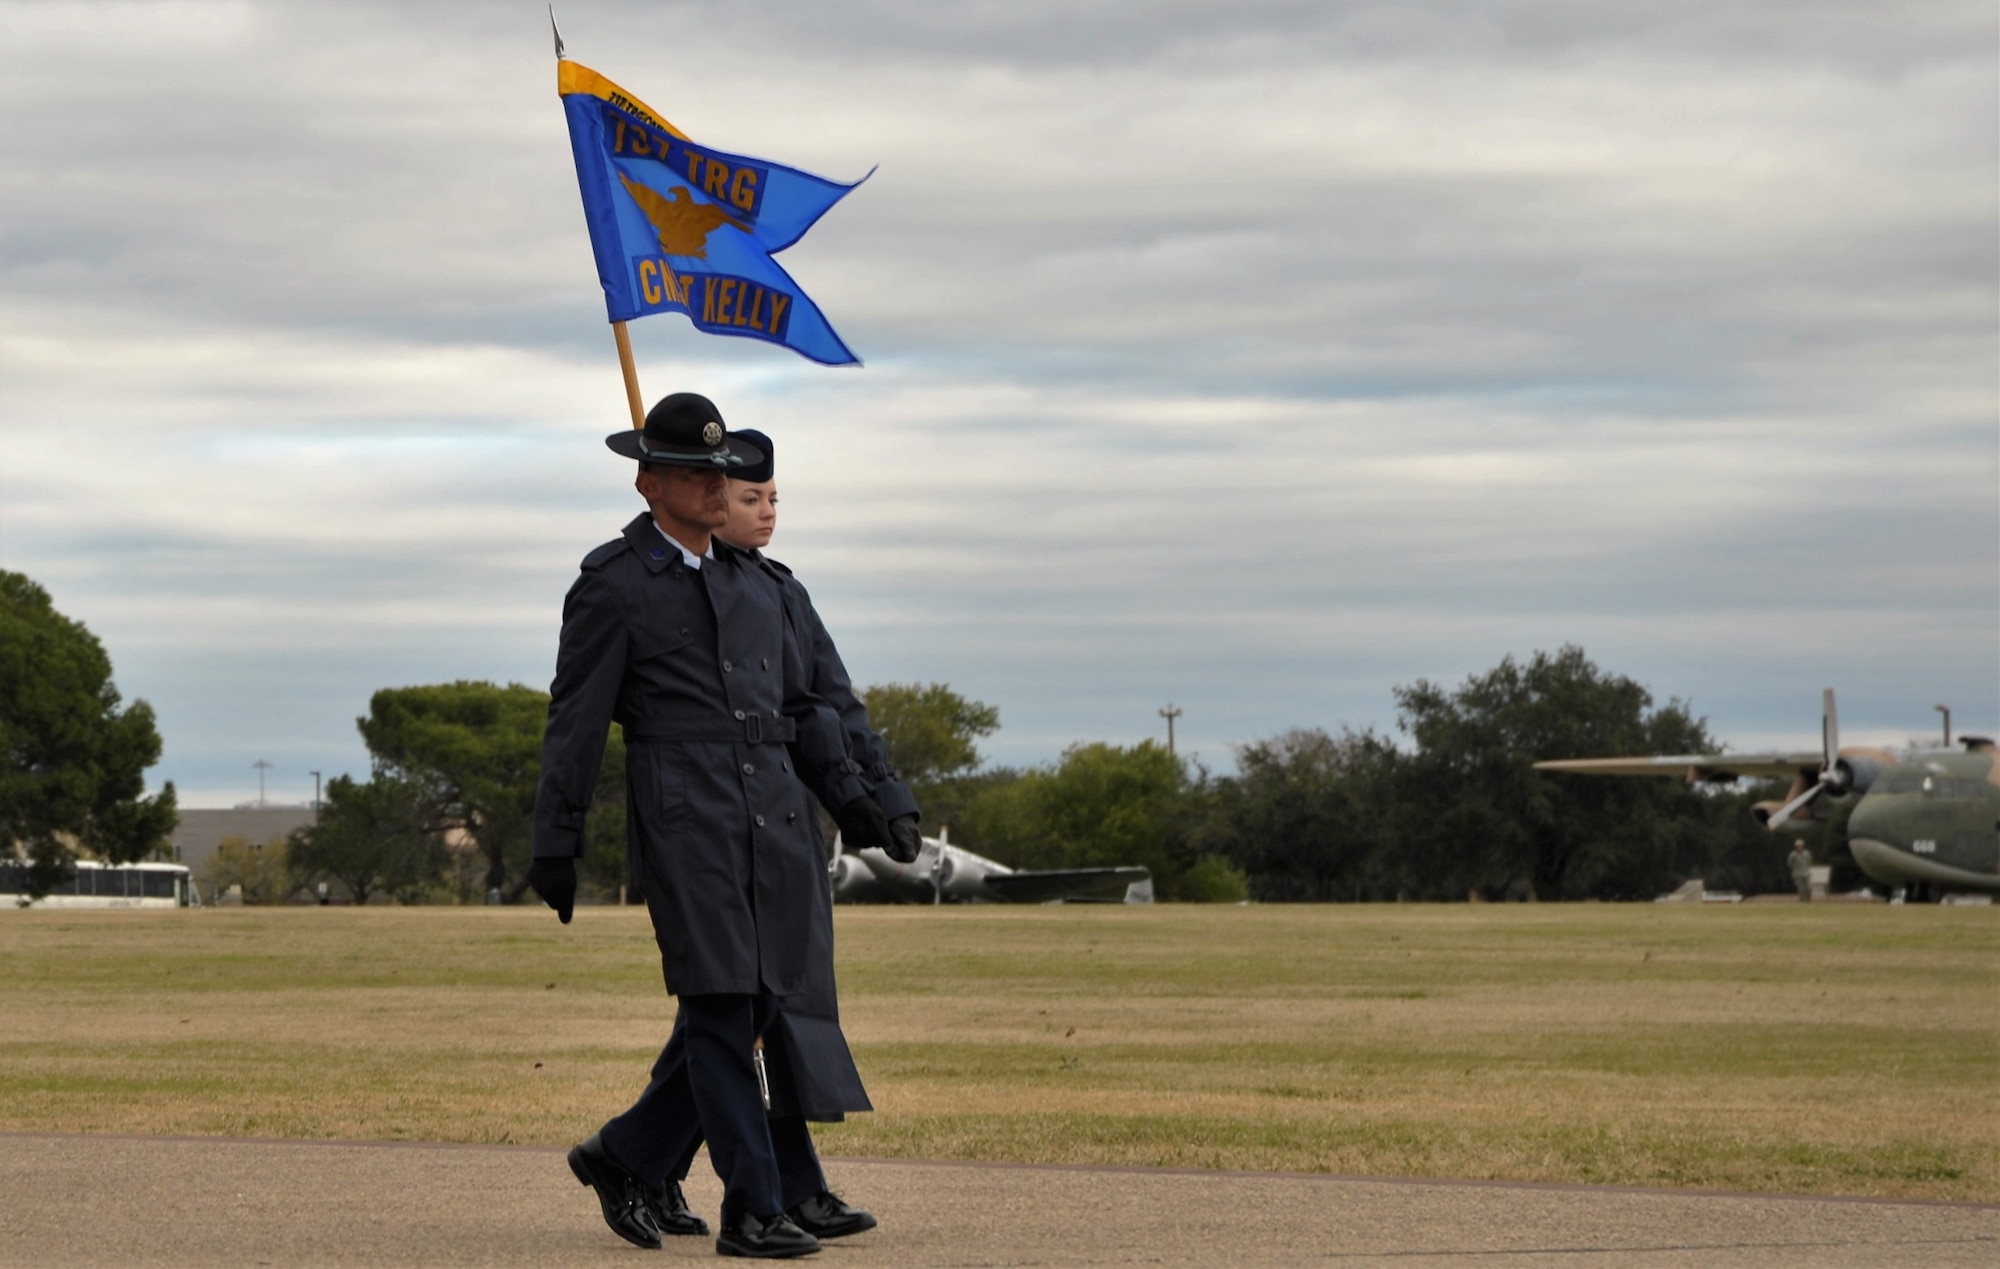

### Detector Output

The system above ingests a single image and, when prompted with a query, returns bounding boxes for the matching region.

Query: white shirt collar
[653,522,714,570]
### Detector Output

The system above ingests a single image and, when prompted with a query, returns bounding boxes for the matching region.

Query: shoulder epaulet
[580,537,631,571]
[760,553,796,578]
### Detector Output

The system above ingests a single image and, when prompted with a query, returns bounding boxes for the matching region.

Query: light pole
[310,771,322,819]
[1158,704,1183,757]
[252,760,272,808]
[1935,704,1951,748]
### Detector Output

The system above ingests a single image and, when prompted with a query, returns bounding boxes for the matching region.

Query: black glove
[833,795,894,855]
[528,856,576,925]
[886,815,923,865]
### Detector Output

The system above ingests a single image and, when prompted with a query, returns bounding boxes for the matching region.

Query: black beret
[729,428,774,483]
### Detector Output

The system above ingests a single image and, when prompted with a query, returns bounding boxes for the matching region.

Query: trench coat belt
[624,715,798,746]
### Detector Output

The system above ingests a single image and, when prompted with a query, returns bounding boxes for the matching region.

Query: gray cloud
[0,0,1991,803]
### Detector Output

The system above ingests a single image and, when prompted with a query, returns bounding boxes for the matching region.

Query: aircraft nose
[1845,795,1898,847]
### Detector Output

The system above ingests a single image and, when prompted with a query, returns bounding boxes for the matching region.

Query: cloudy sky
[2,1,1994,807]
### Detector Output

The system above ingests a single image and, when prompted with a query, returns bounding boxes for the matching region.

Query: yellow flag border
[557,59,690,142]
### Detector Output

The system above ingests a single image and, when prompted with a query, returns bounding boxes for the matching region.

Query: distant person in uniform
[621,428,920,1245]
[527,393,919,1258]
[1788,839,1813,902]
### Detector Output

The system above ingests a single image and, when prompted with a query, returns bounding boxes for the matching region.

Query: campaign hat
[728,429,774,483]
[605,393,764,470]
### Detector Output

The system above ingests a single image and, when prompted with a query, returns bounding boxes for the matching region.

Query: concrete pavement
[0,1133,1992,1267]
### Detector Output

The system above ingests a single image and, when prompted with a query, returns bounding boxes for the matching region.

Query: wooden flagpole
[612,320,645,429]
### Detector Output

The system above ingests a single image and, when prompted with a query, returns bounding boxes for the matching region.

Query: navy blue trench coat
[532,514,868,998]
[745,552,919,1119]
[759,554,919,823]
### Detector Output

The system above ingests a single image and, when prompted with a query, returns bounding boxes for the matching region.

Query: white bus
[1,860,194,909]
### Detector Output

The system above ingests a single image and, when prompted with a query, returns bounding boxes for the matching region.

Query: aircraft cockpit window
[1879,771,1928,794]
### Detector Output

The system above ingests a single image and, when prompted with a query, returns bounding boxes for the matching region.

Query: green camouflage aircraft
[1536,691,2000,900]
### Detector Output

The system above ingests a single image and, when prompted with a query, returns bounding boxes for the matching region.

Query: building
[168,807,317,881]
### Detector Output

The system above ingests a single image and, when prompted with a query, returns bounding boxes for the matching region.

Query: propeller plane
[829,828,1154,905]
[1535,691,2000,900]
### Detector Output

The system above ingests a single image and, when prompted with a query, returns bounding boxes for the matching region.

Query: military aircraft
[829,828,1153,904]
[1535,690,2000,900]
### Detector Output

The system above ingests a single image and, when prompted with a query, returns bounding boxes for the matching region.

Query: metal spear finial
[549,6,566,59]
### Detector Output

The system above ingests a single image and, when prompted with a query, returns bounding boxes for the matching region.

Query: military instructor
[527,392,915,1258]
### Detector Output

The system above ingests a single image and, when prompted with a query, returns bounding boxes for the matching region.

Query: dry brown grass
[1,902,1993,1199]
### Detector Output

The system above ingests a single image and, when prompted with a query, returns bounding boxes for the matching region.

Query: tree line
[277,647,1810,905]
[877,648,1807,902]
[3,566,1820,905]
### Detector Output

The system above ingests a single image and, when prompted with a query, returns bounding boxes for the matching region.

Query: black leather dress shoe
[716,1211,820,1258]
[644,1177,710,1237]
[566,1132,663,1250]
[785,1190,878,1239]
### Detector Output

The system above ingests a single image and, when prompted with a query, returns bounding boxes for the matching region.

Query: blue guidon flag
[558,58,865,366]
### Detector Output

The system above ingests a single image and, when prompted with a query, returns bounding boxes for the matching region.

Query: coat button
[755,815,766,827]
[734,710,746,720]
[761,657,769,670]
[787,811,798,825]
[722,660,733,672]
[681,628,690,636]
[782,760,791,773]
[742,763,755,775]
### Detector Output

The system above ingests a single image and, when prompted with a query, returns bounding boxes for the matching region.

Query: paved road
[1,1133,1992,1267]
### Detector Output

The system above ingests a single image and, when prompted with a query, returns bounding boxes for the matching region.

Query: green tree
[861,682,999,787]
[357,682,547,899]
[203,834,298,905]
[859,682,1003,834]
[355,681,630,904]
[1174,855,1252,903]
[1199,727,1402,902]
[0,571,176,899]
[962,740,1228,900]
[288,774,444,905]
[1392,646,1717,901]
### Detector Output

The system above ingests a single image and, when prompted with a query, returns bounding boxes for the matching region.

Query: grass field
[2,903,1994,1200]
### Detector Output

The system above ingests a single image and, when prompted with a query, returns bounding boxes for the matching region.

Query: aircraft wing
[982,867,1152,904]
[1534,753,1823,781]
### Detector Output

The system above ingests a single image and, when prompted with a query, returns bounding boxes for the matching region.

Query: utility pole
[310,771,322,819]
[253,760,272,808]
[1158,704,1183,757]
[1935,704,1951,748]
